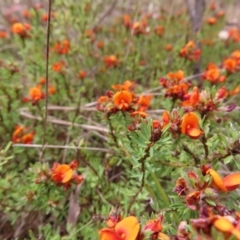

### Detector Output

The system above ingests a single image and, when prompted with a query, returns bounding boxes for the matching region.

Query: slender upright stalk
[40,0,52,162]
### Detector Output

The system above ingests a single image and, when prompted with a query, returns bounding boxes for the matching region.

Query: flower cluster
[97,80,152,116]
[174,164,240,239]
[179,41,201,61]
[174,165,240,211]
[51,160,83,188]
[12,125,35,144]
[176,207,240,239]
[181,86,235,116]
[35,160,84,189]
[53,39,70,54]
[122,15,148,35]
[160,70,189,101]
[11,22,31,37]
[103,55,120,68]
[22,85,45,105]
[202,63,226,83]
[99,211,169,240]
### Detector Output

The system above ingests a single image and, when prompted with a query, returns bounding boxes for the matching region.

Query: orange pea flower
[179,41,201,61]
[228,28,240,42]
[97,41,104,49]
[231,50,240,61]
[215,86,228,100]
[51,160,83,187]
[167,70,184,81]
[206,17,217,25]
[144,216,163,233]
[113,90,133,110]
[182,87,200,107]
[11,22,31,37]
[112,80,135,91]
[48,86,56,95]
[223,172,240,191]
[132,17,148,35]
[99,216,140,240]
[51,164,73,184]
[166,83,190,99]
[97,96,109,104]
[137,95,152,111]
[42,12,55,22]
[106,210,122,229]
[78,70,87,79]
[0,30,7,38]
[84,29,95,41]
[22,10,32,19]
[54,40,70,54]
[216,10,225,18]
[29,86,45,103]
[181,112,203,139]
[229,84,240,96]
[164,44,173,51]
[202,63,226,83]
[52,61,65,72]
[206,169,227,192]
[131,111,148,118]
[162,110,170,128]
[207,168,240,192]
[12,125,35,144]
[123,15,132,29]
[38,77,46,85]
[214,217,240,240]
[204,67,219,82]
[104,55,119,68]
[223,58,237,73]
[21,133,35,144]
[209,2,216,10]
[155,26,164,37]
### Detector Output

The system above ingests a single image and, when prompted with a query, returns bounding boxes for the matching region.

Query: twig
[107,113,118,147]
[19,110,109,133]
[201,135,209,160]
[92,0,118,29]
[40,0,52,162]
[13,144,112,153]
[183,144,200,165]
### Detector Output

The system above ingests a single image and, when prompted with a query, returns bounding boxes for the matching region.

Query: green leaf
[223,155,233,165]
[205,198,216,207]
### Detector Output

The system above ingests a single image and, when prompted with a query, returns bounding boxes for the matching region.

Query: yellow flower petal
[214,217,235,232]
[207,169,227,192]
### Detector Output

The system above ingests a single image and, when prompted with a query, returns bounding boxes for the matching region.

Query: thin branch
[201,135,209,160]
[92,0,118,29]
[19,110,109,133]
[183,144,200,165]
[41,0,52,162]
[13,144,112,153]
[107,113,119,147]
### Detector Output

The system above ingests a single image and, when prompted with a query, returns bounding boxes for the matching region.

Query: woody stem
[107,113,118,147]
[201,135,209,160]
[41,0,52,163]
[183,144,200,165]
